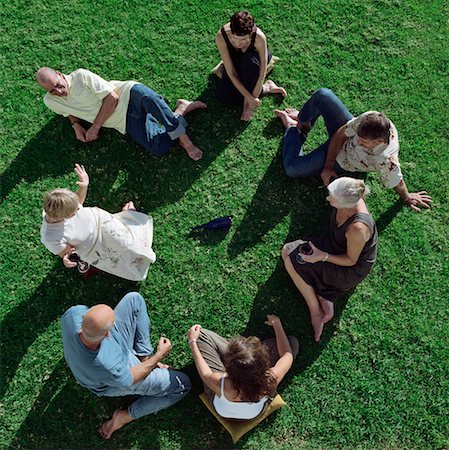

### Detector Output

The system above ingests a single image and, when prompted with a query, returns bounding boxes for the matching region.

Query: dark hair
[223,336,276,400]
[357,112,390,143]
[230,11,255,36]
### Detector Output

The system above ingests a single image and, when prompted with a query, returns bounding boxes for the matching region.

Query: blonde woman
[40,164,156,281]
[282,177,377,342]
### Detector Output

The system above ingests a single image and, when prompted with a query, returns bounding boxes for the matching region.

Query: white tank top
[212,374,269,420]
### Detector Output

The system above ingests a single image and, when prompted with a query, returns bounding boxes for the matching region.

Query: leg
[283,257,325,342]
[196,329,229,373]
[262,336,299,367]
[298,88,353,137]
[319,296,335,323]
[100,369,191,439]
[113,292,153,357]
[126,84,186,157]
[218,70,245,105]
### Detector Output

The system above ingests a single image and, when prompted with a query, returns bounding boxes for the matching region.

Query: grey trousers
[197,329,299,402]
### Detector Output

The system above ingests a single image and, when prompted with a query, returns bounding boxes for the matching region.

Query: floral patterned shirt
[336,111,403,188]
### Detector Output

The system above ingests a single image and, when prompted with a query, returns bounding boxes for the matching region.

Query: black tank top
[220,25,257,63]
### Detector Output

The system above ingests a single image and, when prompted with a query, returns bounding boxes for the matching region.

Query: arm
[265,315,293,385]
[251,31,268,99]
[74,163,89,205]
[68,115,88,143]
[215,32,258,109]
[303,221,371,267]
[85,92,119,141]
[129,337,172,384]
[188,325,222,396]
[320,124,348,186]
[393,179,432,212]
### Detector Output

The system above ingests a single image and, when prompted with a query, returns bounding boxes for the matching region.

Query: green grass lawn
[1,0,448,448]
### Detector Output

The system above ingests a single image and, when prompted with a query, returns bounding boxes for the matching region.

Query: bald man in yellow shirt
[36,67,206,160]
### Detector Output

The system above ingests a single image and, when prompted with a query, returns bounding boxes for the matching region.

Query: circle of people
[36,11,432,440]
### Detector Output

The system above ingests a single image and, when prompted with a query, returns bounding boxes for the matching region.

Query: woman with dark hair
[187,315,298,420]
[215,10,286,121]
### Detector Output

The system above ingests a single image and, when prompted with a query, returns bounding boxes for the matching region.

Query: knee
[122,292,145,305]
[288,335,300,358]
[312,87,335,101]
[177,371,192,393]
[281,245,289,261]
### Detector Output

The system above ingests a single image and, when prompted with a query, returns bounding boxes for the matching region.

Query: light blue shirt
[61,305,134,395]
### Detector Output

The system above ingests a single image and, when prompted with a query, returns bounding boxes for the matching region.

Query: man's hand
[73,122,88,142]
[62,249,78,269]
[265,314,282,328]
[405,191,432,212]
[320,167,338,186]
[188,324,202,342]
[85,124,100,142]
[157,337,172,358]
[74,163,89,188]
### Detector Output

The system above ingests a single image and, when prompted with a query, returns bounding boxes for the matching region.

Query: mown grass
[1,0,448,448]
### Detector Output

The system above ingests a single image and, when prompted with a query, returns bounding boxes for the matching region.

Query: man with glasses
[274,88,432,211]
[61,292,191,439]
[36,67,206,160]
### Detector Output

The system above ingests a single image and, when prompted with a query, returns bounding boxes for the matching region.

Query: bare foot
[175,99,207,116]
[274,109,298,128]
[284,108,300,120]
[122,201,136,211]
[263,80,287,97]
[99,409,133,440]
[284,108,311,134]
[179,134,203,161]
[311,312,325,342]
[319,296,335,323]
[241,104,255,121]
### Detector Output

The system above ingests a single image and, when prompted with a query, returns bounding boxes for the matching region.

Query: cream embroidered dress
[41,206,156,281]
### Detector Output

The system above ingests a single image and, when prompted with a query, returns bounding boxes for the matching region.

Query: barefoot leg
[274,109,298,128]
[241,102,255,121]
[174,99,207,116]
[99,408,133,440]
[263,80,287,97]
[284,257,325,342]
[319,296,335,323]
[178,134,203,161]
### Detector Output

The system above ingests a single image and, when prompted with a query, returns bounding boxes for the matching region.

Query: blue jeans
[100,292,191,420]
[126,84,188,156]
[282,88,353,178]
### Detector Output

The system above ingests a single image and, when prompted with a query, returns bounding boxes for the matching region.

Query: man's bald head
[81,304,115,343]
[36,67,68,96]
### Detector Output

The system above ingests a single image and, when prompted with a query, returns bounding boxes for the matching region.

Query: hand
[62,248,78,269]
[320,168,338,187]
[72,123,88,142]
[85,124,100,142]
[74,164,89,188]
[157,337,172,357]
[188,324,202,341]
[301,242,327,264]
[247,96,261,110]
[405,191,432,212]
[265,314,281,327]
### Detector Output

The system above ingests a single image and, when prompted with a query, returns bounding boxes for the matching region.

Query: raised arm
[85,91,119,141]
[188,325,222,396]
[321,124,348,186]
[129,336,172,384]
[265,315,294,385]
[74,163,89,205]
[393,179,432,212]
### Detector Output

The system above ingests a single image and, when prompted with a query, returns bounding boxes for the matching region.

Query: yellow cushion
[199,392,286,444]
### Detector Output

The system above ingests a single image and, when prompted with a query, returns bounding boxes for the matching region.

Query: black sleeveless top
[220,25,257,64]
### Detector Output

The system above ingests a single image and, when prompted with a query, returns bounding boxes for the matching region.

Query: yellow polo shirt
[44,68,137,134]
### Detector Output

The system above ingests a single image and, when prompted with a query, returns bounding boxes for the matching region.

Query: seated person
[215,10,286,121]
[36,66,206,160]
[61,292,191,439]
[40,164,156,281]
[281,177,377,342]
[187,315,298,420]
[275,88,432,211]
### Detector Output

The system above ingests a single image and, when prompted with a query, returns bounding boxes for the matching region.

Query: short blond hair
[327,177,370,208]
[44,188,79,219]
